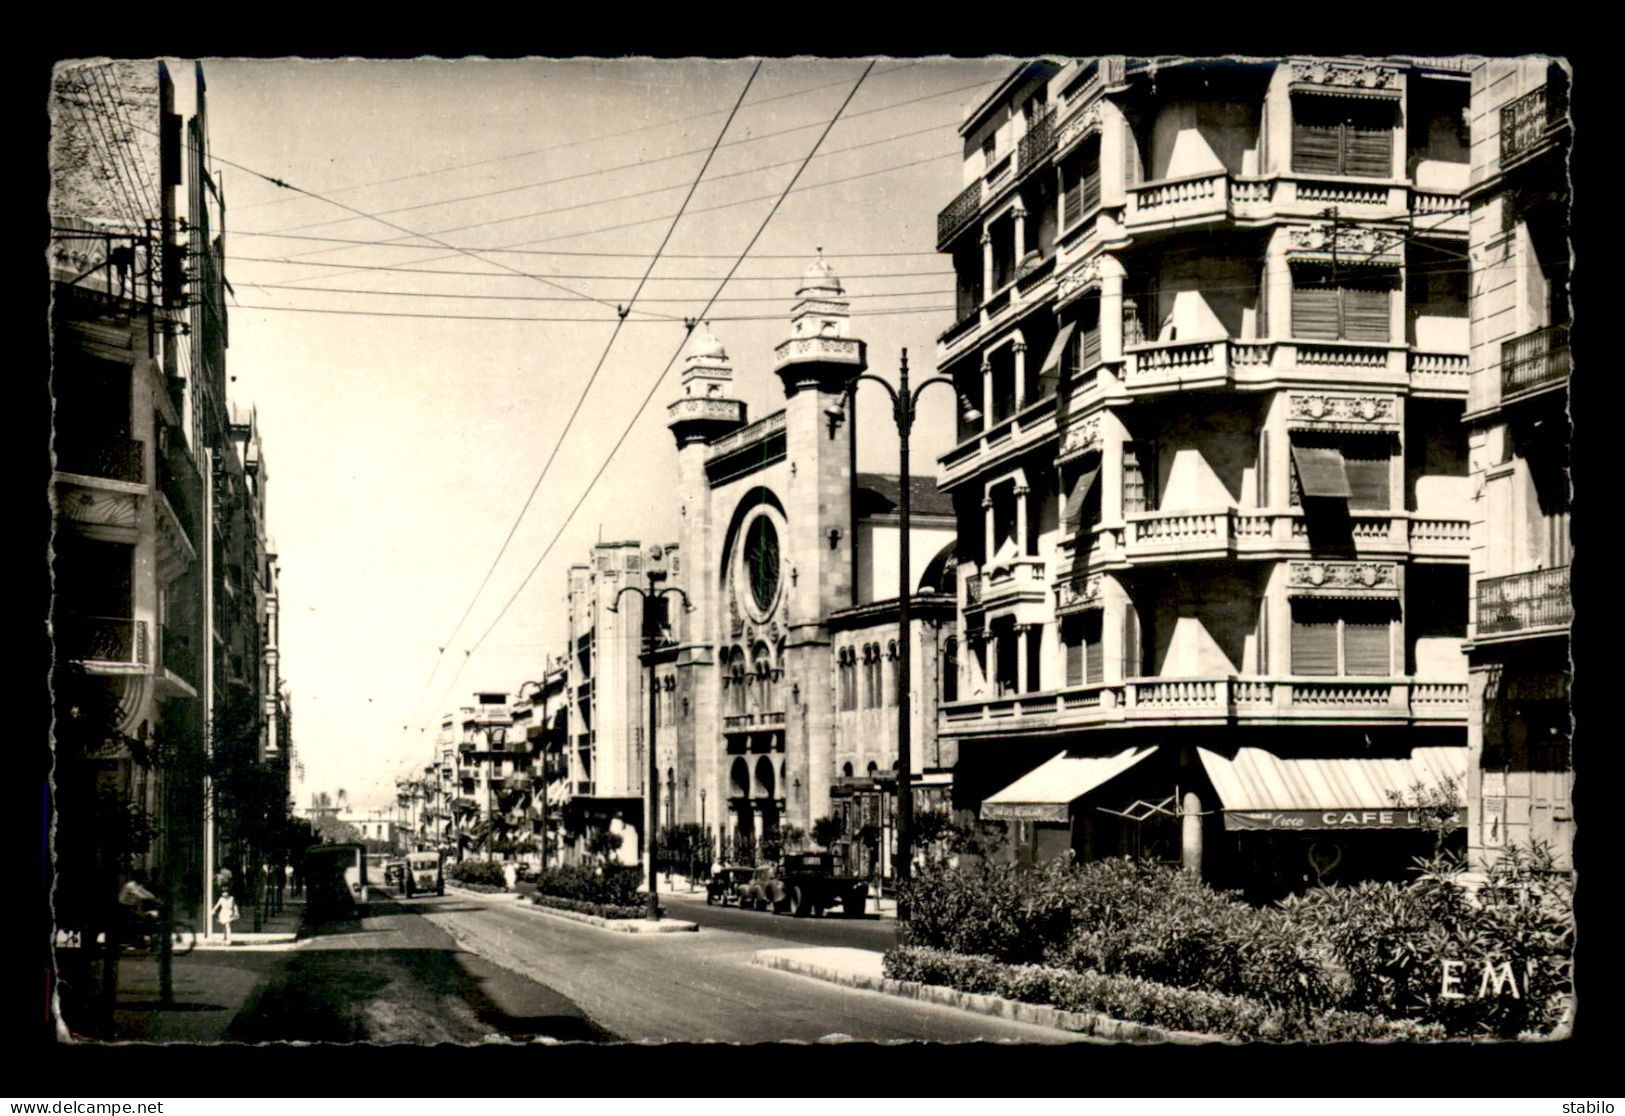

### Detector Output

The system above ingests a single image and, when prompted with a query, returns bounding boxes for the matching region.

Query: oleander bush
[534,863,644,907]
[899,845,1573,1038]
[883,946,1433,1042]
[448,859,509,887]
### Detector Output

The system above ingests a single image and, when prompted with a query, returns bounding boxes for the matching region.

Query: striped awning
[1198,747,1468,831]
[981,747,1158,824]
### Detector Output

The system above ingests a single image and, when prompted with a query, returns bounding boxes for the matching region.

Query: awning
[1062,463,1101,529]
[1289,442,1353,499]
[1198,747,1468,831]
[1039,321,1077,379]
[981,747,1158,823]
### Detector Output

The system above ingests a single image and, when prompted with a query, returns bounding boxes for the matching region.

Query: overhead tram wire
[235,60,925,214]
[227,253,955,280]
[453,60,881,697]
[268,72,993,242]
[229,240,944,259]
[402,61,766,737]
[243,282,957,303]
[229,302,960,324]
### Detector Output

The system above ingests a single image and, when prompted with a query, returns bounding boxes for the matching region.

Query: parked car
[736,863,784,912]
[705,866,755,906]
[384,860,405,887]
[403,850,444,897]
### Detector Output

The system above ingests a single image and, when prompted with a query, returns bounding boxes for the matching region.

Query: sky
[180,57,1014,812]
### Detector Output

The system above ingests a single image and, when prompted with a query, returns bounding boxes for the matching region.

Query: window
[886,642,900,707]
[1060,138,1101,227]
[1291,95,1395,178]
[1290,436,1392,509]
[863,644,882,709]
[1062,456,1102,535]
[1291,266,1394,342]
[1062,610,1104,686]
[1061,296,1102,377]
[1123,442,1156,515]
[838,647,857,711]
[1291,600,1395,676]
[942,637,959,703]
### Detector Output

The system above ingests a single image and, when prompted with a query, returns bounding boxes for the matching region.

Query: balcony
[160,625,198,686]
[938,180,983,249]
[1477,566,1570,638]
[1501,323,1570,404]
[1059,509,1465,568]
[59,615,148,671]
[1500,81,1568,171]
[1126,171,1231,230]
[1126,509,1234,560]
[1016,107,1057,180]
[940,675,1469,736]
[1408,350,1471,396]
[972,556,1049,618]
[158,439,202,539]
[55,436,145,486]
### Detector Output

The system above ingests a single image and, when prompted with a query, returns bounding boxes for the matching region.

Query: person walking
[211,888,239,945]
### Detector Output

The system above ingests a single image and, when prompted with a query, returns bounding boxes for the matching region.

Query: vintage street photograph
[45,53,1575,1049]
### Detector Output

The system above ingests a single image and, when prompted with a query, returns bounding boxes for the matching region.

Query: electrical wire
[426,61,881,731]
[225,253,954,280]
[226,302,959,323]
[244,281,955,303]
[404,61,765,736]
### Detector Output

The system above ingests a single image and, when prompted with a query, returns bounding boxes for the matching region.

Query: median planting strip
[752,947,1210,1043]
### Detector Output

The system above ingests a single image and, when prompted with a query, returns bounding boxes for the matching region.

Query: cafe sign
[1225,807,1468,831]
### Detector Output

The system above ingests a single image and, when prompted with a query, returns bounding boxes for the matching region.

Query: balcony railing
[1017,107,1058,176]
[941,675,1469,730]
[938,180,983,248]
[1501,323,1570,402]
[160,626,197,684]
[55,437,145,485]
[1478,566,1571,636]
[59,615,148,667]
[1501,81,1568,167]
[159,439,203,537]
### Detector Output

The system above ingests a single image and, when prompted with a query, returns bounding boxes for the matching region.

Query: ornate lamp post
[828,349,976,921]
[609,580,693,921]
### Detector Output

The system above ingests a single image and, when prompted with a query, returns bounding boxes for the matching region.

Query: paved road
[223,895,611,1043]
[660,888,901,951]
[418,890,1085,1044]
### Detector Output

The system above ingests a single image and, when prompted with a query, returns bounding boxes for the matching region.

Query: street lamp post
[834,349,975,922]
[610,582,692,921]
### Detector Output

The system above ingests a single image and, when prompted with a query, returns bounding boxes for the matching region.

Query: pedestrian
[212,887,239,944]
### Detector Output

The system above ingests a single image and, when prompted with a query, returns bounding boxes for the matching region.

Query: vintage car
[735,863,783,912]
[384,860,405,887]
[403,850,444,897]
[704,866,756,906]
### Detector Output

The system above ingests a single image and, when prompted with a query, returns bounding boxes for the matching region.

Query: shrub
[532,894,658,920]
[448,860,508,888]
[535,863,644,907]
[883,946,1420,1042]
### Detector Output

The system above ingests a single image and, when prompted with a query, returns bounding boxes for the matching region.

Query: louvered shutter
[1064,620,1084,686]
[1290,442,1353,499]
[1292,269,1341,339]
[1342,276,1392,342]
[1292,99,1344,175]
[1078,298,1103,369]
[1292,605,1339,675]
[1342,440,1392,509]
[1082,610,1104,684]
[1040,322,1075,395]
[1081,155,1101,214]
[1062,156,1084,226]
[1063,461,1101,531]
[1343,609,1392,675]
[1342,107,1394,178]
[1122,606,1141,677]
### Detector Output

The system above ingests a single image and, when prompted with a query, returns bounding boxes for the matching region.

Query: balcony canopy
[1289,443,1354,499]
[981,746,1158,824]
[1197,746,1467,831]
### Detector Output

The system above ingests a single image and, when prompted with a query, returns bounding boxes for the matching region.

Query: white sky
[187,57,1013,812]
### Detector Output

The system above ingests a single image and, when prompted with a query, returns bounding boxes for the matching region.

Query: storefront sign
[1225,807,1468,831]
[980,802,1070,823]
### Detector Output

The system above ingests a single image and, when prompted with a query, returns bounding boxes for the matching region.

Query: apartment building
[431,692,539,862]
[933,56,1475,896]
[1460,59,1572,869]
[50,60,287,924]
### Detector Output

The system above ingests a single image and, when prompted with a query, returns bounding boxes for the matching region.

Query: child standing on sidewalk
[212,887,239,944]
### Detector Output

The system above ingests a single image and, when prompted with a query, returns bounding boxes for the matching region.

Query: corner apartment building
[430,692,539,862]
[50,60,287,924]
[1460,59,1572,869]
[933,56,1475,896]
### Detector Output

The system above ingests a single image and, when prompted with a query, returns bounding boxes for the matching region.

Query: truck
[770,852,869,918]
[403,850,444,898]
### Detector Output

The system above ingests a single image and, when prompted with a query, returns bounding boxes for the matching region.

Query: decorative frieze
[1059,414,1101,458]
[1288,60,1400,90]
[773,336,863,364]
[1286,223,1402,264]
[1287,392,1398,428]
[1055,575,1103,612]
[1055,258,1102,307]
[1287,560,1399,594]
[1056,105,1103,155]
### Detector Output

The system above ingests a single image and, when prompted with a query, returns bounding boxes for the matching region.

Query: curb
[523,901,699,934]
[751,953,1224,1044]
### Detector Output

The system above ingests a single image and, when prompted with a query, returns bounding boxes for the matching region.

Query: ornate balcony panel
[160,625,197,685]
[1124,338,1229,388]
[1125,172,1229,229]
[1501,323,1569,403]
[979,556,1049,613]
[1477,566,1571,637]
[1125,509,1235,559]
[1409,350,1471,396]
[938,180,984,248]
[1016,108,1057,177]
[55,437,146,485]
[1500,81,1569,169]
[1409,189,1467,234]
[59,615,148,669]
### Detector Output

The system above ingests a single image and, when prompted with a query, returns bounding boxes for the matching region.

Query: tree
[811,815,844,852]
[587,828,624,864]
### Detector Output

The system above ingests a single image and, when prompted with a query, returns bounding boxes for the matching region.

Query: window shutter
[1061,157,1084,226]
[1343,610,1392,675]
[1081,158,1101,214]
[1342,440,1392,509]
[1291,604,1339,675]
[1063,461,1101,531]
[1122,606,1141,677]
[1290,442,1353,499]
[1292,100,1344,175]
[1292,269,1341,339]
[1064,621,1084,686]
[1082,610,1104,685]
[1342,277,1392,342]
[1342,110,1394,178]
[1123,442,1155,514]
[1079,301,1102,369]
